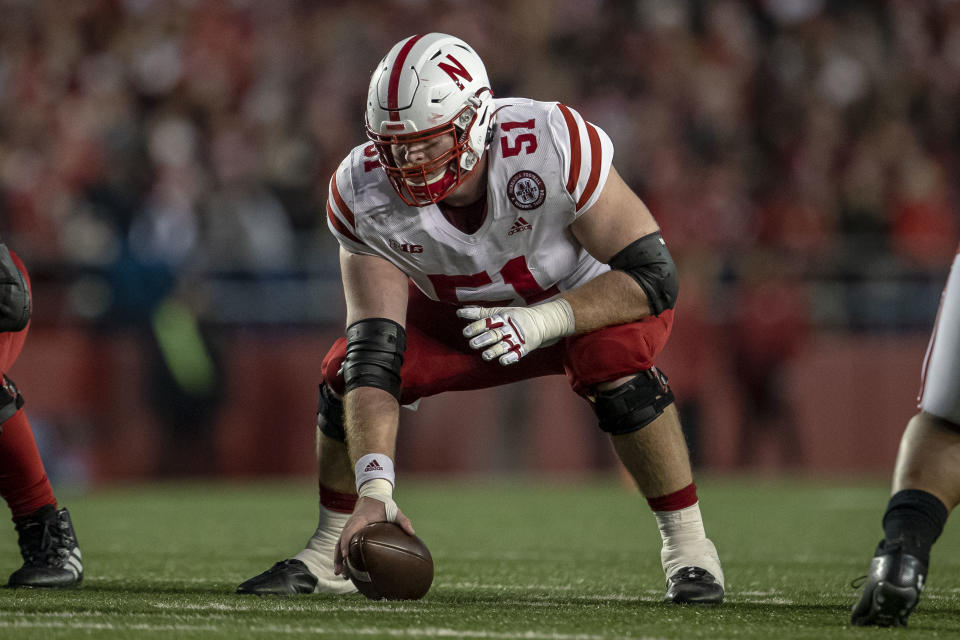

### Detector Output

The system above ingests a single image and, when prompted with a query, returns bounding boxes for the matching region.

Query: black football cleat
[8,505,83,588]
[851,545,925,627]
[664,566,724,604]
[237,559,319,595]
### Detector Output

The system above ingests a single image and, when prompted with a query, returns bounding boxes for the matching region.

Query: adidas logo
[508,217,532,236]
[364,459,384,472]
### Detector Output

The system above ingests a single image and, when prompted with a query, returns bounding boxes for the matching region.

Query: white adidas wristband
[354,453,396,492]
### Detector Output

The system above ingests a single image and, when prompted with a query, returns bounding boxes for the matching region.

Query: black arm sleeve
[342,318,406,400]
[608,231,678,316]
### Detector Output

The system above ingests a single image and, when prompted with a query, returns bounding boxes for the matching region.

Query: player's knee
[589,367,674,435]
[317,382,346,443]
[320,337,348,396]
[0,375,24,428]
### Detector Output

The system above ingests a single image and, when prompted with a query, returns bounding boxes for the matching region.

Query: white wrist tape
[354,454,395,491]
[533,298,576,340]
[358,477,398,522]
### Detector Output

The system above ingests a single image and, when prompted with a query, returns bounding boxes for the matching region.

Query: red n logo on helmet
[438,54,473,90]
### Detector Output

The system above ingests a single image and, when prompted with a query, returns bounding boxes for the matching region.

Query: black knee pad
[0,374,24,430]
[317,382,346,442]
[590,367,674,435]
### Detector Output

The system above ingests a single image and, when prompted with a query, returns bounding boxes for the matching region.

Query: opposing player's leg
[852,249,960,626]
[237,385,358,595]
[1,399,83,589]
[565,316,723,605]
[850,411,959,626]
[0,253,82,589]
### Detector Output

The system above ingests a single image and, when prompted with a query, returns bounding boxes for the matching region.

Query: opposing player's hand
[458,299,576,366]
[333,496,414,577]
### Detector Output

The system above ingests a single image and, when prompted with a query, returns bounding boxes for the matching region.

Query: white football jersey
[919,246,960,425]
[326,98,614,307]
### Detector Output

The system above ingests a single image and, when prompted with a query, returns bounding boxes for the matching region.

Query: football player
[851,246,960,626]
[238,33,724,604]
[0,240,82,588]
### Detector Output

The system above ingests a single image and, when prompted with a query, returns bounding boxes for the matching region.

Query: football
[345,522,434,600]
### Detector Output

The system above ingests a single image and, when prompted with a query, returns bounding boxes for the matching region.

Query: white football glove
[457,299,576,366]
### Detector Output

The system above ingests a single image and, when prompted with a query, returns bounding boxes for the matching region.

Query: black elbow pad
[0,244,30,332]
[608,231,678,316]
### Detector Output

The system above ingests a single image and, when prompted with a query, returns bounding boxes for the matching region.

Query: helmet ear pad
[459,88,495,170]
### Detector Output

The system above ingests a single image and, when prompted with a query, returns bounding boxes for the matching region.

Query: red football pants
[0,251,56,520]
[322,285,674,404]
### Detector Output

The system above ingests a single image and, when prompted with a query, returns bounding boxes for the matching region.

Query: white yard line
[0,620,663,640]
[149,601,423,613]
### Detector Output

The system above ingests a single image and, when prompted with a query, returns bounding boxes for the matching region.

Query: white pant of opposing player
[293,505,357,594]
[920,250,960,426]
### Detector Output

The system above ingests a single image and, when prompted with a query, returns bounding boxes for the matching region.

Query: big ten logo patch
[389,239,424,253]
[507,171,546,210]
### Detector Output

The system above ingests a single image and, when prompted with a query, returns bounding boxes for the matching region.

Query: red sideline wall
[11,328,928,483]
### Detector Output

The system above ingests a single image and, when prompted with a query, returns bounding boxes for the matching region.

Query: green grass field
[0,476,958,639]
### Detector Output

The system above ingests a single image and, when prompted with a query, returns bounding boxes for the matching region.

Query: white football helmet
[366,33,495,206]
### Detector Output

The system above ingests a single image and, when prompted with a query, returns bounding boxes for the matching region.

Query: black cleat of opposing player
[664,566,724,604]
[237,559,319,595]
[851,545,925,627]
[8,505,83,588]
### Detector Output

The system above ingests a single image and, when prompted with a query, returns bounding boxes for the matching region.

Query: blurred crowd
[0,0,957,330]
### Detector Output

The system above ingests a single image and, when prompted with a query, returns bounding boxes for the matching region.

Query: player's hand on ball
[334,496,414,577]
[458,299,576,366]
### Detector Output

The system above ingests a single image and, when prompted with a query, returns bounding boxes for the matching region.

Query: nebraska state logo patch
[507,171,546,210]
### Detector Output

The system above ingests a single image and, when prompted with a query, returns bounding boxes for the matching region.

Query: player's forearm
[343,387,401,464]
[344,386,401,516]
[459,269,656,366]
[560,269,654,334]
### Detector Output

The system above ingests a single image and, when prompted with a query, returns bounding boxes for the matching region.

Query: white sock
[654,502,724,587]
[293,504,357,594]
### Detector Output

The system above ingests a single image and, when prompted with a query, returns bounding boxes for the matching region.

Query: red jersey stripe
[557,104,581,196]
[576,121,603,211]
[330,173,356,228]
[387,34,424,121]
[327,202,365,246]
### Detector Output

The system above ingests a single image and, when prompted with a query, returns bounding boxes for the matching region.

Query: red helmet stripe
[576,122,603,211]
[330,173,357,228]
[557,104,581,196]
[387,34,425,121]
